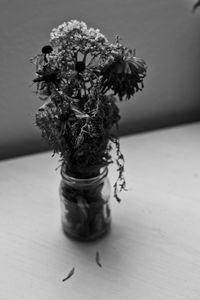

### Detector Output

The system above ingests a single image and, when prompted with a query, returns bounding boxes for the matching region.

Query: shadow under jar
[59,166,111,241]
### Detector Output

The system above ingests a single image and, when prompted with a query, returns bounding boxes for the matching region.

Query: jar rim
[60,166,108,185]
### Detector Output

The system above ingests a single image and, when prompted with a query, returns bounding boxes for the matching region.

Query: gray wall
[0,0,200,160]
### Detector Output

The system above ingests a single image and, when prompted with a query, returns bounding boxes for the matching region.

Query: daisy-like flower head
[101,50,147,100]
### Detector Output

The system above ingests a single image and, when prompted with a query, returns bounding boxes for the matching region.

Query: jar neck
[62,163,106,179]
[61,166,108,188]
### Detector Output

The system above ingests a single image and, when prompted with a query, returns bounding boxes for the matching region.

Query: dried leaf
[62,267,75,282]
[96,251,102,268]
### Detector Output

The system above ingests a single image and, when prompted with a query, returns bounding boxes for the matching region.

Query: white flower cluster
[50,19,108,44]
[86,27,108,43]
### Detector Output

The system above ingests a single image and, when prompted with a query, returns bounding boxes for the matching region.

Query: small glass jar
[59,166,111,241]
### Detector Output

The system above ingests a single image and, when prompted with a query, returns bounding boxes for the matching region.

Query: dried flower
[41,45,53,54]
[101,52,146,100]
[75,61,86,73]
[31,19,147,201]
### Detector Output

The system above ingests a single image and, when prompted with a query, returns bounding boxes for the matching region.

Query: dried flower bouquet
[31,20,147,203]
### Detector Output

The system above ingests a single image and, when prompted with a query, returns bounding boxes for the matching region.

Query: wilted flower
[101,54,147,100]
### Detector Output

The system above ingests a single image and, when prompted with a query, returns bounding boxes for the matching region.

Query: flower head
[75,61,86,73]
[50,19,108,48]
[101,52,147,100]
[41,45,53,54]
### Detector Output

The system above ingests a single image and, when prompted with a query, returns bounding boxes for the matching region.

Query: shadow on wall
[0,0,200,160]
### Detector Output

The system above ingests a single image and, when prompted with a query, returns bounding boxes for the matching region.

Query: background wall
[0,0,200,160]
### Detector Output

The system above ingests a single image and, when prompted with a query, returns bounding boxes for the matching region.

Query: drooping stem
[110,135,127,202]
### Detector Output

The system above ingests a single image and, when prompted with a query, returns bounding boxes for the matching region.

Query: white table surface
[0,123,200,300]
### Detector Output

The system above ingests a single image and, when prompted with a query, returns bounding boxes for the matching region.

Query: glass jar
[59,166,111,241]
